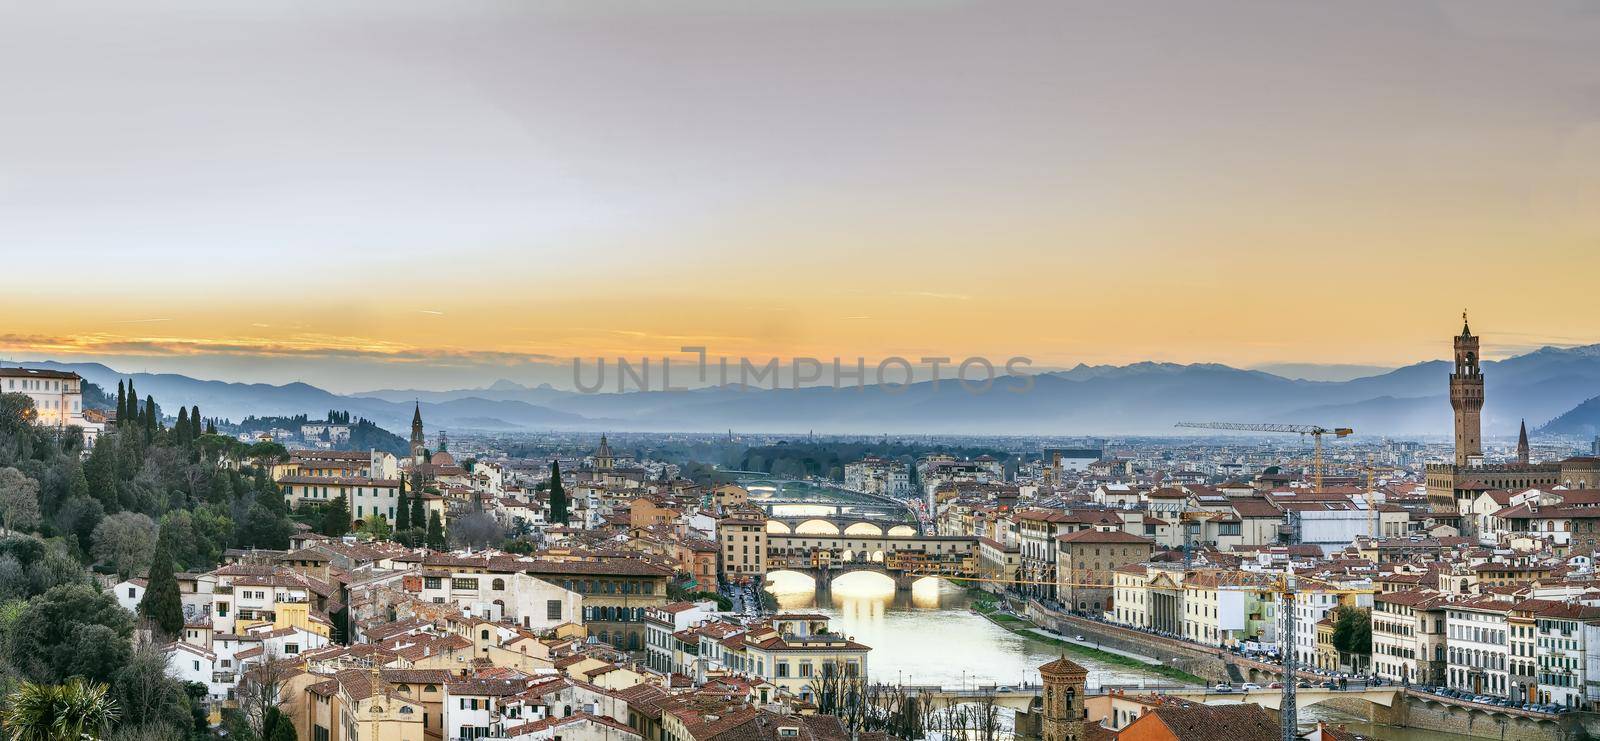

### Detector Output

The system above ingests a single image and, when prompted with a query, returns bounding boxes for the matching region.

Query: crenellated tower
[1450,312,1483,466]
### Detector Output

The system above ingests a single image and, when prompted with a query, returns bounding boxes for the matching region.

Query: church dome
[431,450,457,466]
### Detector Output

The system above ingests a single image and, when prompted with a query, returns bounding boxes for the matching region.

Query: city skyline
[5,2,1600,391]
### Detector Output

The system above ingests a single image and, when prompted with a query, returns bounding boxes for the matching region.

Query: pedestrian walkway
[1025,628,1164,665]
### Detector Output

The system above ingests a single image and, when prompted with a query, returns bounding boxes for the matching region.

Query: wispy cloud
[112,318,173,324]
[0,333,562,365]
[418,310,446,316]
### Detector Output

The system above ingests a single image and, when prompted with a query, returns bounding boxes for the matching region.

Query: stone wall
[1023,604,1233,684]
[1397,698,1564,741]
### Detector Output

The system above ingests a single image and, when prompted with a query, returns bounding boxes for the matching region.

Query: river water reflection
[764,571,1181,690]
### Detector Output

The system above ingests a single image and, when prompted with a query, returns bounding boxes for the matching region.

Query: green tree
[425,511,445,550]
[174,407,189,444]
[112,645,196,737]
[143,395,157,440]
[358,514,392,541]
[263,706,297,741]
[123,380,135,425]
[234,503,292,551]
[7,583,134,684]
[319,495,351,537]
[1331,605,1372,670]
[0,466,43,532]
[395,479,411,531]
[409,486,425,531]
[90,512,158,580]
[189,405,202,439]
[138,540,184,638]
[115,380,126,426]
[549,460,568,525]
[0,678,121,741]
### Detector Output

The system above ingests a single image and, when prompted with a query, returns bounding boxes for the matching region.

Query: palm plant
[1,678,121,741]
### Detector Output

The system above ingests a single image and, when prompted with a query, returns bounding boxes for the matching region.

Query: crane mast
[1175,422,1353,492]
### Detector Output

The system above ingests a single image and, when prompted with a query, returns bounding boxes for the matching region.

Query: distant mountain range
[21,345,1600,437]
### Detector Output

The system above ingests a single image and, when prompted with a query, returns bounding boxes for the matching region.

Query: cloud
[112,318,173,324]
[0,333,561,366]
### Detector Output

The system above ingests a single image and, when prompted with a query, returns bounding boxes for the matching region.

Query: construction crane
[928,568,1375,741]
[1273,455,1387,538]
[1175,422,1353,492]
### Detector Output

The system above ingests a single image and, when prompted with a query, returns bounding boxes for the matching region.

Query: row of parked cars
[1413,686,1569,714]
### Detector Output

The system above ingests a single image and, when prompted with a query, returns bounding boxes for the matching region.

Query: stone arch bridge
[767,532,977,590]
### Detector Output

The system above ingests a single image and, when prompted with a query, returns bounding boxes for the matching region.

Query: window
[547,600,563,621]
[285,644,299,654]
[453,578,480,590]
[492,578,506,591]
[425,577,442,590]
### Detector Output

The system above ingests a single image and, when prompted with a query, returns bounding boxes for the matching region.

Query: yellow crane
[1272,455,1388,538]
[1175,422,1354,492]
[931,568,1374,741]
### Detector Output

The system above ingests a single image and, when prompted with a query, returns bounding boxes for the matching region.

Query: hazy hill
[22,343,1600,435]
[1539,395,1600,439]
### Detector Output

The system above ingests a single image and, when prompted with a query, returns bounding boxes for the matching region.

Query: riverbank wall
[1023,601,1572,741]
[1021,602,1234,684]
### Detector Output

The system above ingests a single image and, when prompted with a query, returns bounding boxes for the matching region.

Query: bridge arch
[765,520,792,534]
[843,522,884,536]
[795,519,842,535]
[887,525,918,537]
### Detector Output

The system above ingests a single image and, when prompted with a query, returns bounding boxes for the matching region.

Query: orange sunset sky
[2,2,1598,391]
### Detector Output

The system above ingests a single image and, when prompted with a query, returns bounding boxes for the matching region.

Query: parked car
[1241,683,1261,691]
[1318,680,1337,689]
[1212,684,1235,693]
[1268,682,1283,689]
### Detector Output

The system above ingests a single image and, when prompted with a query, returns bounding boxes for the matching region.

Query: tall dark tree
[425,511,445,550]
[549,461,569,525]
[115,380,126,424]
[143,395,157,440]
[205,419,217,435]
[395,478,411,531]
[124,380,136,427]
[175,407,190,444]
[190,405,202,439]
[320,495,351,537]
[410,486,425,531]
[138,540,184,638]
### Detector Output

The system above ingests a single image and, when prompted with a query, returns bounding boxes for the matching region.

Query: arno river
[746,475,1474,740]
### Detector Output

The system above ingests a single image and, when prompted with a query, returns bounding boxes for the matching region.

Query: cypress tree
[144,394,157,439]
[139,539,185,638]
[205,419,216,435]
[116,380,126,424]
[321,494,351,537]
[395,478,411,531]
[425,511,445,550]
[410,486,426,531]
[176,407,190,443]
[549,460,569,525]
[124,380,137,426]
[191,405,202,438]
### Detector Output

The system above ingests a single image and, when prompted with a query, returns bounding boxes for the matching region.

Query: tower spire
[1517,419,1530,465]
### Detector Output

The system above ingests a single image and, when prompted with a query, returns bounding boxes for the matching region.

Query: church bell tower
[1451,312,1484,467]
[410,403,426,465]
[1038,656,1086,741]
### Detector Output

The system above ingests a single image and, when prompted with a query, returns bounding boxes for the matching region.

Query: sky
[3,1,1599,393]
